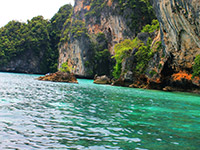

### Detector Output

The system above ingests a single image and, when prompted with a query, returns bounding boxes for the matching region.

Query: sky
[0,0,74,27]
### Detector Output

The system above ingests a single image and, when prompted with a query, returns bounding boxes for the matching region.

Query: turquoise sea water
[0,72,199,150]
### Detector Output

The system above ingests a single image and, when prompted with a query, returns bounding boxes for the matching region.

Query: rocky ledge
[94,75,111,84]
[37,71,78,83]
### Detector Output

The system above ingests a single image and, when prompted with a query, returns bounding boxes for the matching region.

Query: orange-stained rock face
[172,71,192,81]
[84,5,90,11]
[88,24,102,34]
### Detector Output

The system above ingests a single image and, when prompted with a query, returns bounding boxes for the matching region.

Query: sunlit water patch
[0,72,200,149]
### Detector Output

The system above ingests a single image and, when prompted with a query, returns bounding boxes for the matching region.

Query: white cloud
[0,0,74,27]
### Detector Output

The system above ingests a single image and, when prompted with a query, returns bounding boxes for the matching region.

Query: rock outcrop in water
[37,71,78,83]
[94,75,111,84]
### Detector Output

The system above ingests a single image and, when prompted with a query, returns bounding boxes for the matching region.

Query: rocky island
[0,0,199,93]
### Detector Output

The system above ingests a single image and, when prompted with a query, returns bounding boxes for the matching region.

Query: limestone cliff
[59,0,200,93]
[152,0,200,73]
[117,0,200,93]
[151,0,200,92]
[58,0,155,77]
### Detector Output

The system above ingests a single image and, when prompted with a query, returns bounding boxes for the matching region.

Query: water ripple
[0,72,200,149]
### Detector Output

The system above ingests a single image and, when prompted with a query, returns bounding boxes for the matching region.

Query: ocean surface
[0,72,199,150]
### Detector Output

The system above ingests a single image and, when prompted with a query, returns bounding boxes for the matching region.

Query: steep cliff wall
[58,0,155,77]
[153,0,200,72]
[151,0,200,92]
[116,0,200,93]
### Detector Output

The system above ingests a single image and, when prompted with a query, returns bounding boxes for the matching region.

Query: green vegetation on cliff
[59,62,71,73]
[192,55,200,78]
[0,4,72,73]
[91,33,110,76]
[115,0,156,33]
[141,19,159,33]
[112,19,160,78]
[0,21,26,66]
[0,16,51,72]
[134,38,154,74]
[60,19,88,45]
[84,32,111,76]
[49,4,73,72]
[112,38,140,78]
[84,0,107,23]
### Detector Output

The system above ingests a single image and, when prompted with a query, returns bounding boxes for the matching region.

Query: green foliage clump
[134,37,154,74]
[112,38,140,78]
[59,62,70,73]
[84,0,107,23]
[112,36,156,78]
[71,20,88,39]
[113,62,122,79]
[115,0,156,33]
[59,17,72,44]
[192,55,200,78]
[0,16,51,72]
[0,21,26,65]
[141,19,160,33]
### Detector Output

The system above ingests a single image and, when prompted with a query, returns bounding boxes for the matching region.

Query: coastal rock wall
[113,0,200,93]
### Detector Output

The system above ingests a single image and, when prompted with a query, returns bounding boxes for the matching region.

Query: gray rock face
[59,34,92,77]
[0,49,46,74]
[152,0,200,71]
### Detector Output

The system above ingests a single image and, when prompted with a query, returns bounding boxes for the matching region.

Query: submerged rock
[37,71,78,83]
[94,75,111,85]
